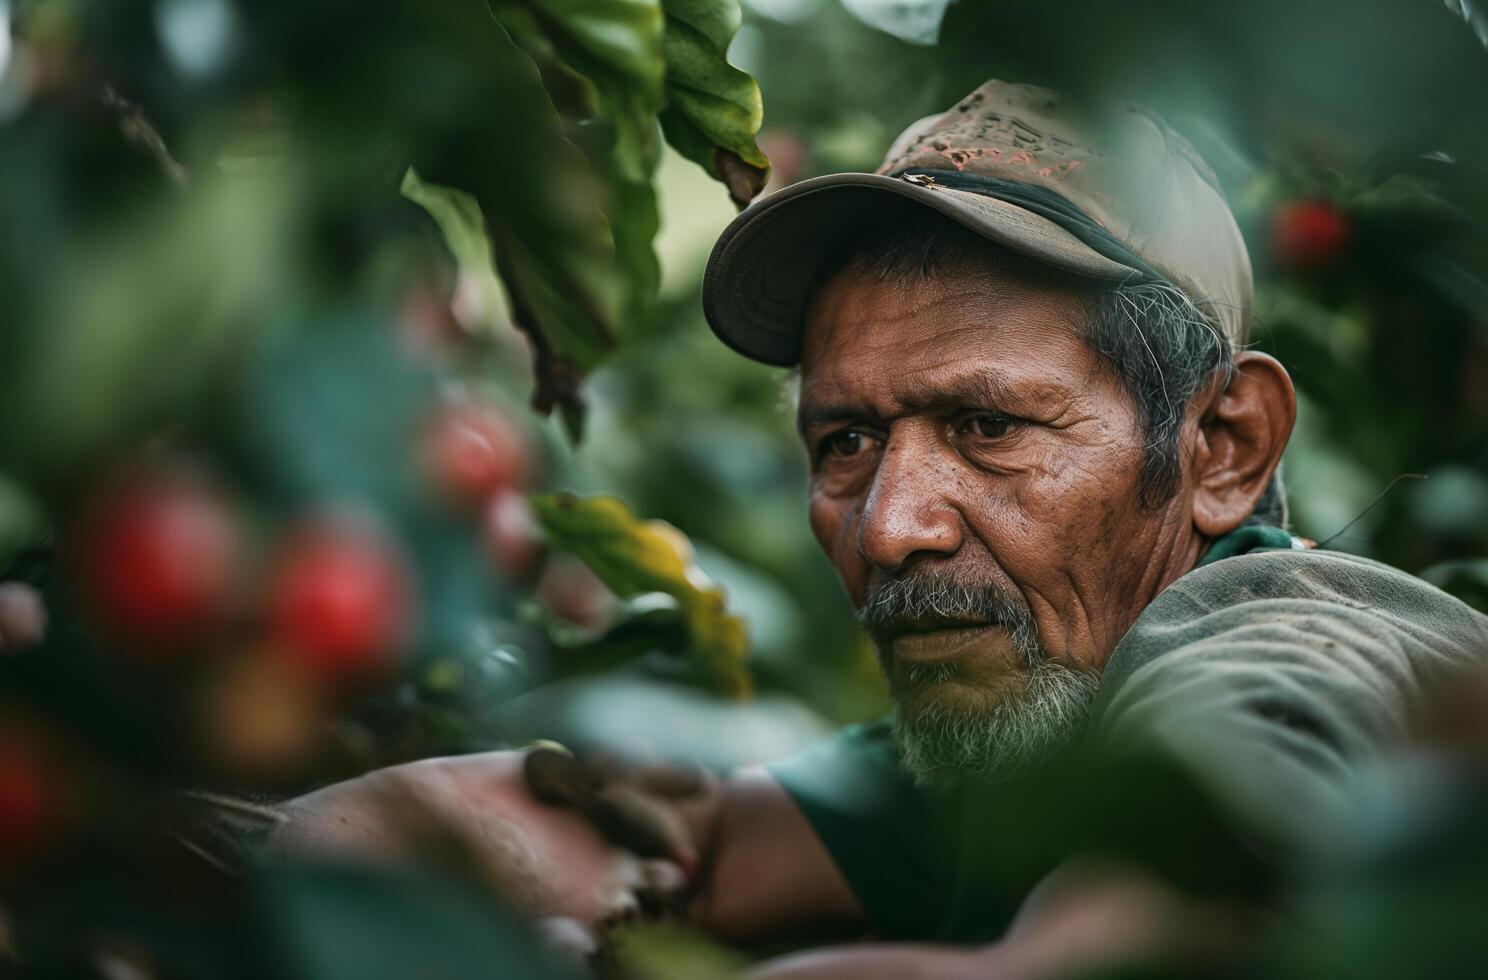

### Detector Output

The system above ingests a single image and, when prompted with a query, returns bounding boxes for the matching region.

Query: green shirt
[769,529,1488,941]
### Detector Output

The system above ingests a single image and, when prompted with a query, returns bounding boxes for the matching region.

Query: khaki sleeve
[1093,550,1488,859]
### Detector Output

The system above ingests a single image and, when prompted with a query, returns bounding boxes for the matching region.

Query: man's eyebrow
[795,402,872,438]
[796,370,1035,436]
[909,371,1026,413]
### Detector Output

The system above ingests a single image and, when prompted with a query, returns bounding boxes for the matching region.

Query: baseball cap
[702,80,1253,366]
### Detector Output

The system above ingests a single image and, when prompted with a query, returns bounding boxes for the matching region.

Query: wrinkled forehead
[798,221,1097,367]
[796,267,1102,420]
[801,261,1091,369]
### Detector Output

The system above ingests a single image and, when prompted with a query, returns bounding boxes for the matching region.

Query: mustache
[856,568,1042,662]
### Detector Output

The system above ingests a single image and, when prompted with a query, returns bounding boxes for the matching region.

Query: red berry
[1271,200,1350,272]
[75,467,240,654]
[266,519,414,685]
[420,399,532,510]
[0,723,60,872]
[0,751,47,856]
[536,554,615,631]
[482,490,544,582]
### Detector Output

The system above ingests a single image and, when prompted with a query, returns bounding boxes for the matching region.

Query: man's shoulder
[1100,544,1488,713]
[1156,545,1488,639]
[1092,546,1488,860]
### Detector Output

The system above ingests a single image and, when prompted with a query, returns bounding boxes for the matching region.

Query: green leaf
[400,168,510,336]
[492,0,667,182]
[250,863,573,980]
[490,220,611,438]
[658,0,769,207]
[608,922,748,980]
[393,6,625,429]
[491,0,667,331]
[548,595,690,680]
[605,172,663,324]
[1,172,294,485]
[531,492,751,697]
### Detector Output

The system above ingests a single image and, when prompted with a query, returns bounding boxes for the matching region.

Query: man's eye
[964,414,1018,439]
[822,430,868,458]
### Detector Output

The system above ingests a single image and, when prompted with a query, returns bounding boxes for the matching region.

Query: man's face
[798,263,1202,777]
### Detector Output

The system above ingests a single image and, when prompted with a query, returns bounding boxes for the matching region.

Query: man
[273,81,1488,974]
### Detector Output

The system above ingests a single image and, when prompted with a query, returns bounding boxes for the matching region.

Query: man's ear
[1190,352,1296,537]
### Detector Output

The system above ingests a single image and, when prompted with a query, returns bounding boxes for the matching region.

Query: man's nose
[855,432,963,573]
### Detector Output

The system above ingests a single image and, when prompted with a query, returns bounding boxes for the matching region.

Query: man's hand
[269,751,686,929]
[521,744,719,877]
[521,746,864,946]
[274,744,864,950]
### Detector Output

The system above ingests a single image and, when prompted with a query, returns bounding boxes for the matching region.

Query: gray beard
[892,659,1099,784]
[857,568,1100,784]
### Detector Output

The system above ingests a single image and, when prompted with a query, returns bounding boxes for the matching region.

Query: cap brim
[702,172,1140,366]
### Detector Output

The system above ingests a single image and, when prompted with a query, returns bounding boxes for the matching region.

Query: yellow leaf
[532,492,751,697]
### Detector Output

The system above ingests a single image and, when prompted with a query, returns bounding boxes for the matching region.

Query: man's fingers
[590,783,692,861]
[524,746,688,857]
[523,743,709,880]
[527,741,712,802]
[524,745,590,806]
[579,749,626,786]
[534,917,598,970]
[639,858,688,895]
[635,858,689,916]
[634,760,712,799]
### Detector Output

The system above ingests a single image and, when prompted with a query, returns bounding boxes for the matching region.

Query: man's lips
[880,615,992,639]
[890,623,1006,665]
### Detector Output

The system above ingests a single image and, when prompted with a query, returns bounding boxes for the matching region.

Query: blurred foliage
[532,493,750,697]
[1,0,1487,976]
[608,920,749,979]
[0,0,775,973]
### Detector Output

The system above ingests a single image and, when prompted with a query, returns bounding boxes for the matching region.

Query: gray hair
[793,214,1287,526]
[893,662,1100,783]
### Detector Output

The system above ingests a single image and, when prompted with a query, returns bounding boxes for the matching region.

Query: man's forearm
[686,766,865,945]
[265,750,866,948]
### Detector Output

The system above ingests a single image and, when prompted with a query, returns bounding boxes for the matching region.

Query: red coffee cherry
[0,720,66,876]
[265,518,414,686]
[536,554,616,632]
[0,744,48,863]
[482,489,544,583]
[420,399,531,510]
[74,466,241,655]
[1271,199,1350,272]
